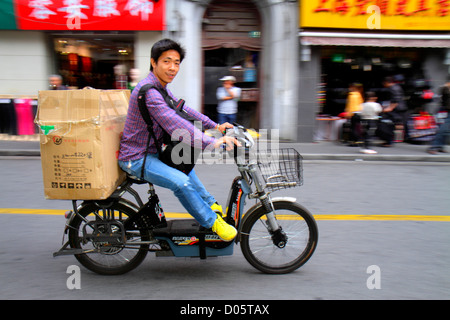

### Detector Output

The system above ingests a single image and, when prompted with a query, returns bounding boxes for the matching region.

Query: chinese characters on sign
[29,0,57,20]
[15,0,164,30]
[313,0,448,16]
[125,0,154,21]
[301,0,450,30]
[93,0,120,17]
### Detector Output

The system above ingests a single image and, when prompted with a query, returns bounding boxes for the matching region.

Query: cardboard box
[35,88,130,200]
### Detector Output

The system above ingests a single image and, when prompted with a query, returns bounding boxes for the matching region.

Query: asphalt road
[0,158,449,301]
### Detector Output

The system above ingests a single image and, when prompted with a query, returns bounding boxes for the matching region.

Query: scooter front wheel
[240,201,318,274]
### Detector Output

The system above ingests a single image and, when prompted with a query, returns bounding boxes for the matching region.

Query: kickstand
[53,240,71,257]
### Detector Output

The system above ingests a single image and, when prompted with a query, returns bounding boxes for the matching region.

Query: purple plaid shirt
[118,72,218,161]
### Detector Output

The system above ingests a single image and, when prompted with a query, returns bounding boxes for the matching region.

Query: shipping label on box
[36,88,130,200]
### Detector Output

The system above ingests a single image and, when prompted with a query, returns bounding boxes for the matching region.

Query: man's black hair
[150,38,186,71]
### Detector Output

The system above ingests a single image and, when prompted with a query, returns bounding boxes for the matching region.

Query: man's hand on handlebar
[214,135,241,151]
[214,122,241,150]
[216,122,234,134]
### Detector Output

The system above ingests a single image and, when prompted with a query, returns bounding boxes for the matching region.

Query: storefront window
[320,46,430,115]
[51,32,135,90]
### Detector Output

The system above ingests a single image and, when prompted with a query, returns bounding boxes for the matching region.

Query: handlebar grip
[266,181,298,188]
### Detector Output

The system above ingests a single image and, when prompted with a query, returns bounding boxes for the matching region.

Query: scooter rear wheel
[68,200,150,275]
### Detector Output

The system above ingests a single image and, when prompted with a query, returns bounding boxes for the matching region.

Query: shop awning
[299,32,450,48]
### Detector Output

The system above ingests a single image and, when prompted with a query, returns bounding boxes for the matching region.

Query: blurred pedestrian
[380,76,407,146]
[128,68,140,91]
[216,75,241,124]
[344,82,364,146]
[360,91,382,154]
[114,64,127,89]
[48,74,68,90]
[427,78,450,154]
[344,82,364,118]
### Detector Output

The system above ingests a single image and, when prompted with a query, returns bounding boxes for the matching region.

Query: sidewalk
[284,141,450,162]
[1,135,449,162]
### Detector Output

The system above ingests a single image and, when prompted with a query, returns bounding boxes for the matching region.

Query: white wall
[258,1,299,140]
[134,31,163,82]
[0,31,52,96]
[164,0,204,112]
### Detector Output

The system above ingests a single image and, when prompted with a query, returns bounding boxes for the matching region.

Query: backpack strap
[137,84,162,179]
[137,84,156,133]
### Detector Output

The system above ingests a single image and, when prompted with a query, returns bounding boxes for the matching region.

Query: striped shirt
[118,72,218,161]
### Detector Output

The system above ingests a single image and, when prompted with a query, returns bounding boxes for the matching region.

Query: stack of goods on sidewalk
[405,111,437,144]
[0,96,38,139]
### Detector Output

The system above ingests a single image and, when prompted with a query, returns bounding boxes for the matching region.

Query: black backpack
[137,84,201,176]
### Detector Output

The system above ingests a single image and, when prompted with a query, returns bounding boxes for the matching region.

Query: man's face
[49,76,61,87]
[151,49,180,87]
[223,80,233,89]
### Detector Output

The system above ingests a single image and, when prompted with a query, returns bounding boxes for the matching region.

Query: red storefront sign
[301,0,450,30]
[14,0,165,30]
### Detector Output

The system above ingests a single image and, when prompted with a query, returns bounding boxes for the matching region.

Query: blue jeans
[430,115,450,150]
[217,113,236,125]
[119,154,217,228]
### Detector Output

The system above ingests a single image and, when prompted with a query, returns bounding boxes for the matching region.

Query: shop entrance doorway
[202,0,262,128]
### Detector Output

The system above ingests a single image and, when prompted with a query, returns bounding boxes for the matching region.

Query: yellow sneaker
[211,202,224,217]
[212,214,237,242]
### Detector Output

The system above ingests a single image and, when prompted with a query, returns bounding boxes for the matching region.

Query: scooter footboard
[153,219,234,259]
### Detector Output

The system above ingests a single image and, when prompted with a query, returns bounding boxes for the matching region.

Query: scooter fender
[237,197,297,242]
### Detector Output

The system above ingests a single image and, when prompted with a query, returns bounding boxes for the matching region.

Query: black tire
[68,200,150,275]
[240,201,318,274]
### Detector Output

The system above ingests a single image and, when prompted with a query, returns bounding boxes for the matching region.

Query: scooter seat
[127,175,148,185]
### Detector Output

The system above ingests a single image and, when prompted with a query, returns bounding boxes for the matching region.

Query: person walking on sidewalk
[427,78,450,154]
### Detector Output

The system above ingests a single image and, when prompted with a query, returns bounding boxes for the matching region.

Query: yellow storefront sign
[300,0,450,31]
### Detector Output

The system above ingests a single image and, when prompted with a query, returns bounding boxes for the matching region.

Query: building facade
[0,0,300,140]
[299,0,450,130]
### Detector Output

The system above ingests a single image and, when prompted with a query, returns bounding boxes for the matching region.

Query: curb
[1,149,448,163]
[0,150,41,157]
[301,153,450,162]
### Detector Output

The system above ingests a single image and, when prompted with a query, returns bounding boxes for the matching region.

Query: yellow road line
[313,214,450,222]
[0,208,449,222]
[0,208,67,215]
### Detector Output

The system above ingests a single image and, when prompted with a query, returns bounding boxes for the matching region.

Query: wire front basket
[257,148,303,192]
